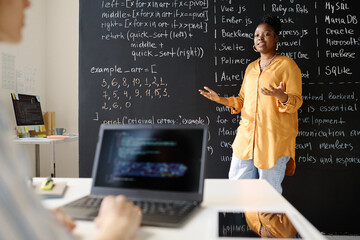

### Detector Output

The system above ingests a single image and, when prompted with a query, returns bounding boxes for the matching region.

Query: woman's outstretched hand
[198,86,221,103]
[260,82,288,104]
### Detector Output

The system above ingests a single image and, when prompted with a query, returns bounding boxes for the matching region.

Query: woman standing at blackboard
[199,15,303,194]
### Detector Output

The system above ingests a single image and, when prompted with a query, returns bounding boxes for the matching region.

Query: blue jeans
[228,154,290,194]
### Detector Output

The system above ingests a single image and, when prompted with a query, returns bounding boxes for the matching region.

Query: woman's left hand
[52,208,76,231]
[260,82,288,104]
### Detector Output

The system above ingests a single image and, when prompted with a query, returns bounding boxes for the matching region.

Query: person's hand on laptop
[51,208,77,231]
[94,195,142,240]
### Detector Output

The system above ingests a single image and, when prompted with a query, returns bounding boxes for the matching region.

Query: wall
[0,0,46,176]
[0,0,79,177]
[43,0,79,177]
[0,0,46,121]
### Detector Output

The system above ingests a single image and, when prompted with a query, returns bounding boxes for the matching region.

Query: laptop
[62,124,208,227]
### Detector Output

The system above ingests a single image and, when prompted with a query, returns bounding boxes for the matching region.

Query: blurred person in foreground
[0,0,141,239]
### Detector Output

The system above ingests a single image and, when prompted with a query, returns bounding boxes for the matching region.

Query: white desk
[37,178,325,240]
[15,136,78,177]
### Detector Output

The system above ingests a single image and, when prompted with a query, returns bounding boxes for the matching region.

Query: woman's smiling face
[254,23,279,54]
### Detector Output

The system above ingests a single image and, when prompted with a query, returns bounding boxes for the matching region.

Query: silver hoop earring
[253,45,259,52]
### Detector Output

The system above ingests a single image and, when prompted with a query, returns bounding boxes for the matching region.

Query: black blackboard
[79,0,360,234]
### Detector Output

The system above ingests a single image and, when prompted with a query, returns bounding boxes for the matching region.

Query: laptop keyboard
[65,195,103,208]
[66,196,198,220]
[131,199,197,217]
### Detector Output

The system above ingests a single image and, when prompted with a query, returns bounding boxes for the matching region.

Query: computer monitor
[11,93,44,126]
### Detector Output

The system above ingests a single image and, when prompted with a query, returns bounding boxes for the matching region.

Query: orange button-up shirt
[226,55,302,176]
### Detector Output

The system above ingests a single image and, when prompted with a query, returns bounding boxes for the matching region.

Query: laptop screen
[11,93,44,126]
[94,126,206,193]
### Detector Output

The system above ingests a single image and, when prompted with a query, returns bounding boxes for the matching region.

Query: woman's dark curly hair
[260,14,281,35]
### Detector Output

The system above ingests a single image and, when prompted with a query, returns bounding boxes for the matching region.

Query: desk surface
[37,178,325,240]
[14,135,78,144]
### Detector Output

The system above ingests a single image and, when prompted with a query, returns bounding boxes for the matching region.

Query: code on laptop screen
[94,128,204,192]
[11,94,44,126]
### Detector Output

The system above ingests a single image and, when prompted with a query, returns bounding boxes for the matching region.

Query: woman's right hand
[198,86,221,103]
[94,195,142,240]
